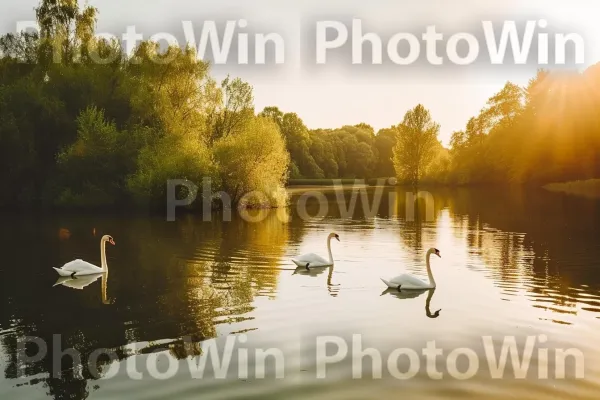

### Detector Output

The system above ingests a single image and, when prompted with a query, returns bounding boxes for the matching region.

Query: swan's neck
[100,240,108,271]
[426,251,435,288]
[327,237,334,265]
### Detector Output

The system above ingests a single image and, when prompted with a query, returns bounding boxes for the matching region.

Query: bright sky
[2,0,600,145]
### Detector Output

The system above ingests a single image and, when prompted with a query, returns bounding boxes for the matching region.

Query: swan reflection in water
[381,288,441,318]
[53,271,112,304]
[292,264,340,297]
[292,264,328,277]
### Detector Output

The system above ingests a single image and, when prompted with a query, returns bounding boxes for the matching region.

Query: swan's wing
[53,267,74,277]
[61,259,102,273]
[387,274,429,288]
[292,253,331,266]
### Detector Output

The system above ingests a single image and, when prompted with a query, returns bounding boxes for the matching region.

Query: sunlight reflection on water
[1,187,600,399]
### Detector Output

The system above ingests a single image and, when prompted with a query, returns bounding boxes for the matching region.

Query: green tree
[393,104,441,186]
[128,130,215,209]
[309,133,339,178]
[258,106,284,128]
[447,81,526,184]
[261,107,322,179]
[56,107,143,207]
[374,127,397,177]
[208,76,254,143]
[35,0,98,65]
[213,116,290,206]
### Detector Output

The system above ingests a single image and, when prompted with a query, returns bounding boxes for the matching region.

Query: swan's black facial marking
[334,234,340,241]
[434,248,440,257]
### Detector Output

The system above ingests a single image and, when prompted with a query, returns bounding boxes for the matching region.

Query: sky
[2,0,600,146]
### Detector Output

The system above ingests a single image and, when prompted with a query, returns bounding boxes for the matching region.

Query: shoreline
[543,179,600,199]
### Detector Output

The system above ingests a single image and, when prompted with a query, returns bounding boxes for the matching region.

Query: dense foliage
[259,108,391,180]
[2,1,599,212]
[392,104,442,186]
[265,67,600,187]
[0,0,289,210]
[445,71,600,185]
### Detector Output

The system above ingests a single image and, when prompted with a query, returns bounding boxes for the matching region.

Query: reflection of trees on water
[383,185,600,322]
[2,186,599,398]
[441,187,600,320]
[394,188,448,264]
[0,209,290,399]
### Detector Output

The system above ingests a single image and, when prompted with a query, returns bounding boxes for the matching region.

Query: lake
[1,186,600,399]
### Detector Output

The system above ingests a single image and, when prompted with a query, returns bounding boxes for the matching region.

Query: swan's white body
[381,248,441,290]
[53,235,115,277]
[54,260,104,277]
[292,233,339,268]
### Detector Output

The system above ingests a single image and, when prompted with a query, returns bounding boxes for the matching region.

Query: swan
[292,232,339,269]
[381,247,441,290]
[53,235,115,277]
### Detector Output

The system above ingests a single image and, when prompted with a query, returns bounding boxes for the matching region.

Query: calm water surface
[1,187,600,399]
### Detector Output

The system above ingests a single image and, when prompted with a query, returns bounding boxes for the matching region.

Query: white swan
[53,235,115,277]
[381,248,441,289]
[292,232,339,269]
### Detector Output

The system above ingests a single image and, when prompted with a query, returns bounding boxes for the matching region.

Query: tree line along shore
[2,1,599,212]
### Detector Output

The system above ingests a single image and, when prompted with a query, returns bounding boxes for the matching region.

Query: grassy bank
[543,179,600,198]
[287,178,396,186]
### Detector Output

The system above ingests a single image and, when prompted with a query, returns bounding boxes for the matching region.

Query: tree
[258,106,284,128]
[127,129,215,209]
[208,76,254,143]
[309,133,339,178]
[35,0,98,65]
[392,104,440,187]
[213,116,290,206]
[55,107,139,207]
[374,128,397,177]
[484,81,524,126]
[354,122,375,136]
[261,107,322,179]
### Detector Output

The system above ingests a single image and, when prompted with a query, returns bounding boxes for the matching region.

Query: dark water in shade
[1,186,600,399]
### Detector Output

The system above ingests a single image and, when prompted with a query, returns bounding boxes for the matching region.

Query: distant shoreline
[543,179,600,199]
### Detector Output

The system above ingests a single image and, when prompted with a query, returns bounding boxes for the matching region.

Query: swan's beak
[110,239,115,245]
